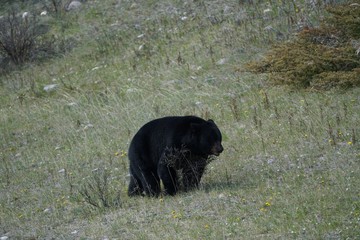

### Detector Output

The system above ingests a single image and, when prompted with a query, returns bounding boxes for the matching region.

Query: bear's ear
[207,119,214,123]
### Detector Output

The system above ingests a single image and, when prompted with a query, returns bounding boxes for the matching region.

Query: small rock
[1,236,9,240]
[67,1,82,11]
[58,169,65,173]
[40,11,47,16]
[216,58,227,65]
[126,88,137,93]
[67,102,77,107]
[83,124,94,130]
[130,3,138,9]
[44,84,58,92]
[264,25,274,31]
[22,12,29,19]
[267,158,275,164]
[218,193,226,199]
[195,101,203,107]
[263,8,272,14]
[44,208,52,213]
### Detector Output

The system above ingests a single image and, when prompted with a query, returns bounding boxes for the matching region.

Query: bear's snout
[211,143,224,156]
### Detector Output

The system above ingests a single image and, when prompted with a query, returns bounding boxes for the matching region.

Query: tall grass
[1,0,359,239]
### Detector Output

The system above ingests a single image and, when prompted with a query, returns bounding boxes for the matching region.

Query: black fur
[128,116,223,197]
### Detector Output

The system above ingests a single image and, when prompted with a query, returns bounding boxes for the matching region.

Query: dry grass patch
[246,0,360,90]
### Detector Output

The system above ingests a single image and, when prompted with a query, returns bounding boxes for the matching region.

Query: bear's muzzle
[211,143,224,156]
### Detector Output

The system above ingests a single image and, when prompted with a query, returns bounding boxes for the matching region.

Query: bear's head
[189,119,223,157]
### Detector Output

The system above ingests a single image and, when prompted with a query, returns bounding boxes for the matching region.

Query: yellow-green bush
[246,1,360,90]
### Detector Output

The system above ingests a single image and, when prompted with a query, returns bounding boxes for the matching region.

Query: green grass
[1,0,359,239]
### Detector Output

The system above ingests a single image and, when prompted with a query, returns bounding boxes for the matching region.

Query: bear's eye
[205,132,217,142]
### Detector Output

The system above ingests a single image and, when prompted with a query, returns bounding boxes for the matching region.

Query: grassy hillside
[1,0,359,239]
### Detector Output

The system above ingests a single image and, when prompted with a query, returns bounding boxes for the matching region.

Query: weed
[79,168,122,209]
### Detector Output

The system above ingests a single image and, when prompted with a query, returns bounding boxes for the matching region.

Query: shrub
[79,168,122,209]
[245,0,360,90]
[0,8,54,66]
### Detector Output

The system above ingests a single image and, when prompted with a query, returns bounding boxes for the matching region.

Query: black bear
[128,116,223,197]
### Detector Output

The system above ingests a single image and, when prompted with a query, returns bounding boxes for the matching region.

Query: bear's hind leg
[140,171,161,197]
[128,175,144,196]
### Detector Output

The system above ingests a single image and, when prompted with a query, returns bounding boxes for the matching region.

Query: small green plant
[79,168,122,209]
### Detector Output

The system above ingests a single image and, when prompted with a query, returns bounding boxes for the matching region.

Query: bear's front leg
[182,160,207,191]
[158,163,179,196]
